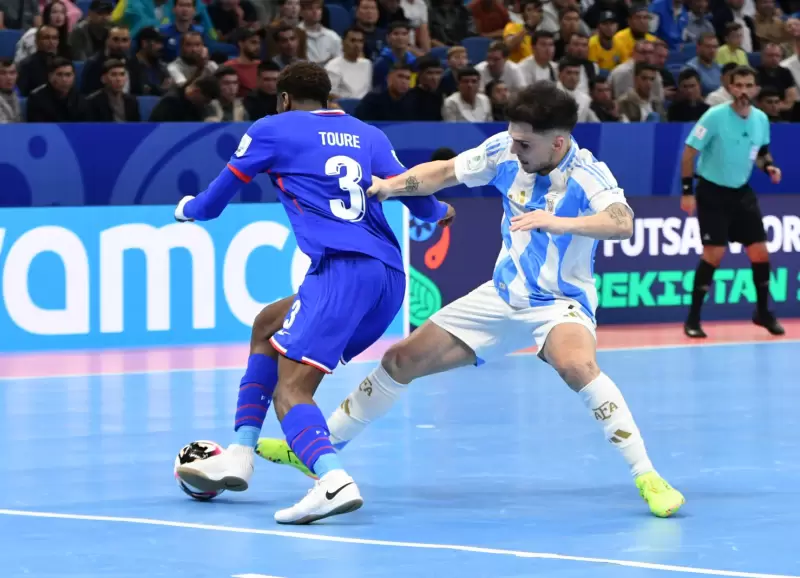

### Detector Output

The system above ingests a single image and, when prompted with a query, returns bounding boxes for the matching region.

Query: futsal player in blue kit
[172,62,454,524]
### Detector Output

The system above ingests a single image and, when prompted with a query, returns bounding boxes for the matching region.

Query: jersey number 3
[326,155,366,222]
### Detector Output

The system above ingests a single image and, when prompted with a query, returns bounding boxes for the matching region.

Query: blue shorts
[270,254,405,373]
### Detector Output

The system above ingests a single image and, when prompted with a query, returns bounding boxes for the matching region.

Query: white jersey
[452,132,631,322]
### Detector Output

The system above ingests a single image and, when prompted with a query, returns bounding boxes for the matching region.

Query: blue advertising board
[0,203,408,352]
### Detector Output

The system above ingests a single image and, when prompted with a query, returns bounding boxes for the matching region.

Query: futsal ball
[174,440,226,501]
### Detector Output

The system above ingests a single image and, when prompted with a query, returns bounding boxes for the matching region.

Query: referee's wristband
[681,177,694,196]
[762,161,774,174]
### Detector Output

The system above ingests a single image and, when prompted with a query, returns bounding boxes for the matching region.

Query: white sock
[327,363,407,447]
[578,373,655,478]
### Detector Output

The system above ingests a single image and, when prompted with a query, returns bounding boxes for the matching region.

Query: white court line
[0,509,795,578]
[0,338,797,382]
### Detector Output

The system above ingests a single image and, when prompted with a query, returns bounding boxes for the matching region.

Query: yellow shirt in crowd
[612,28,657,63]
[503,22,532,62]
[716,45,749,66]
[588,34,625,71]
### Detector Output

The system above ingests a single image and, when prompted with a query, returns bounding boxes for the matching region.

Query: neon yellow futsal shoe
[635,472,685,518]
[256,438,318,480]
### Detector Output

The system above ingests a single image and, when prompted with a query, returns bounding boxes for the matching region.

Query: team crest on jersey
[467,153,484,171]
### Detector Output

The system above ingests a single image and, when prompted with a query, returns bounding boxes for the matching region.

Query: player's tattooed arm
[367,159,460,199]
[602,203,634,240]
[551,201,634,240]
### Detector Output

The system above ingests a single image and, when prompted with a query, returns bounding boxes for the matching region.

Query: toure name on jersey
[318,131,361,149]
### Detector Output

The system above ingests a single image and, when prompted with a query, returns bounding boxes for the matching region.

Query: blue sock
[281,404,343,476]
[234,354,279,447]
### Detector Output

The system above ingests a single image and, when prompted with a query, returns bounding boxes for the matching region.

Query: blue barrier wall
[1,122,798,208]
[0,204,408,352]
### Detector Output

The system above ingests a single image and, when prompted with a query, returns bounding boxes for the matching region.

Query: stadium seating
[0,29,23,60]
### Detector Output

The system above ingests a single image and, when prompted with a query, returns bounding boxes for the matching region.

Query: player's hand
[175,195,195,222]
[509,210,566,234]
[767,165,782,184]
[438,202,455,227]
[680,194,696,216]
[366,176,393,201]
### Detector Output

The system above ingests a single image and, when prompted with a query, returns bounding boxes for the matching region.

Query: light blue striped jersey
[453,132,632,321]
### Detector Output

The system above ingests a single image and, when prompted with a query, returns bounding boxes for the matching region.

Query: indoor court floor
[0,321,798,578]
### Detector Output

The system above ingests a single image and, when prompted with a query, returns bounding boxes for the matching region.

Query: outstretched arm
[559,203,634,240]
[175,165,248,222]
[368,159,461,199]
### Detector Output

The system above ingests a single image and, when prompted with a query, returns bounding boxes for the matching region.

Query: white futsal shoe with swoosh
[274,470,363,525]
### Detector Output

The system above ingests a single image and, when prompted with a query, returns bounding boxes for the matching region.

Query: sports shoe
[274,470,363,525]
[635,472,685,518]
[257,437,318,479]
[753,311,785,336]
[175,443,254,493]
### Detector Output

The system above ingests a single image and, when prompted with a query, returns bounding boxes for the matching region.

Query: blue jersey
[227,109,408,272]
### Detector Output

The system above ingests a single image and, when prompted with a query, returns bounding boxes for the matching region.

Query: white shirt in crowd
[577,62,599,94]
[400,0,428,47]
[299,23,342,64]
[475,60,525,92]
[557,81,599,122]
[519,56,557,84]
[167,58,218,85]
[705,86,733,106]
[325,56,373,99]
[442,92,493,122]
[781,53,800,90]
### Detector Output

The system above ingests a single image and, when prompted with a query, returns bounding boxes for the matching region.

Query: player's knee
[702,247,725,267]
[746,242,770,263]
[556,359,600,391]
[381,344,422,385]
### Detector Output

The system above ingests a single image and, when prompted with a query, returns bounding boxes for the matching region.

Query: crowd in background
[1,0,800,123]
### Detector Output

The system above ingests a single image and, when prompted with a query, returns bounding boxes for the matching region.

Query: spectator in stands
[503,0,542,63]
[613,4,656,63]
[299,0,341,64]
[15,1,72,64]
[161,0,206,62]
[0,0,40,30]
[588,11,623,72]
[149,72,220,120]
[684,0,715,45]
[224,28,261,97]
[476,40,524,92]
[168,31,219,84]
[205,65,247,120]
[554,6,582,60]
[17,25,59,96]
[757,41,797,110]
[437,45,467,95]
[617,61,665,121]
[0,59,21,123]
[609,39,663,99]
[352,0,384,60]
[209,0,259,43]
[652,39,676,100]
[377,0,406,29]
[326,27,372,99]
[442,66,492,121]
[582,0,629,31]
[756,85,787,120]
[781,19,800,90]
[519,30,557,84]
[373,20,416,88]
[272,23,303,69]
[129,27,171,96]
[717,22,749,65]
[404,54,443,119]
[401,0,431,56]
[243,60,278,118]
[26,57,88,121]
[556,57,596,121]
[687,32,722,95]
[429,0,475,47]
[68,0,112,61]
[712,0,756,55]
[648,0,688,50]
[667,67,709,121]
[86,59,140,121]
[705,61,736,104]
[589,76,625,121]
[753,0,790,51]
[485,78,508,119]
[265,0,308,61]
[82,26,132,94]
[469,0,510,39]
[539,0,569,34]
[355,63,411,120]
[563,31,596,93]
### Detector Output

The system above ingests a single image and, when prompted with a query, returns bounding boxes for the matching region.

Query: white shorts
[429,281,597,364]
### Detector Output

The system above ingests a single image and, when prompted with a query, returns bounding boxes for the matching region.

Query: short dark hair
[559,5,580,18]
[725,21,742,36]
[457,66,480,80]
[506,81,578,133]
[697,31,716,46]
[677,67,700,84]
[192,74,221,100]
[258,60,281,74]
[102,58,126,74]
[389,62,412,74]
[758,86,780,100]
[557,56,582,72]
[633,61,657,76]
[721,62,739,76]
[730,65,756,82]
[274,23,295,42]
[416,55,443,72]
[343,26,365,40]
[235,28,259,43]
[485,79,505,97]
[48,56,73,73]
[137,26,163,44]
[488,40,508,57]
[568,31,589,41]
[181,30,203,46]
[532,30,555,45]
[589,77,609,91]
[214,65,238,79]
[0,58,14,69]
[277,60,331,105]
[387,20,410,33]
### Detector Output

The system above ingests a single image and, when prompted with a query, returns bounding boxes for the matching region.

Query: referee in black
[680,66,784,338]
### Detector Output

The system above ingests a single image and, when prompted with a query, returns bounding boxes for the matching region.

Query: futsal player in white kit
[258,81,685,518]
